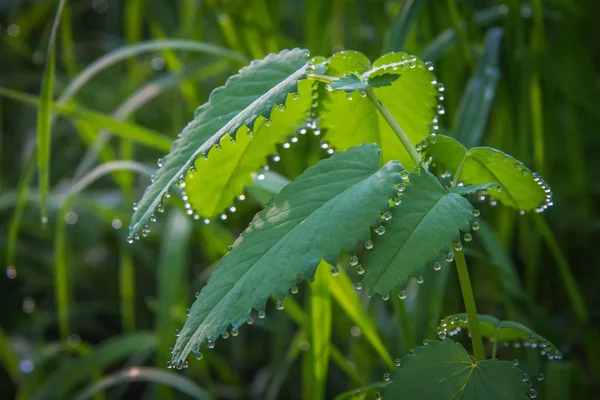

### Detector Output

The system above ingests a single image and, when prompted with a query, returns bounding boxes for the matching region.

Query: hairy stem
[454,249,486,361]
[365,88,422,165]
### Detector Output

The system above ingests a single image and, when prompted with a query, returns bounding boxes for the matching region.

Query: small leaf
[171,144,404,365]
[382,340,530,399]
[440,313,562,360]
[321,51,438,165]
[363,168,474,295]
[423,134,552,211]
[129,48,312,237]
[329,73,369,93]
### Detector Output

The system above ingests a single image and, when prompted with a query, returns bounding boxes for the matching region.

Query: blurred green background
[1,0,599,398]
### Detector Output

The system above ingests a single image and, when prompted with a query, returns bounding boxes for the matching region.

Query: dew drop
[360,91,367,98]
[157,204,165,213]
[132,202,138,211]
[381,211,392,221]
[195,291,200,298]
[400,170,409,180]
[355,282,363,290]
[473,209,480,217]
[365,240,374,250]
[472,221,480,231]
[437,104,446,115]
[375,392,383,400]
[537,372,544,382]
[276,301,284,310]
[207,339,215,349]
[417,275,424,284]
[293,92,300,100]
[247,317,254,325]
[394,196,403,206]
[455,242,463,252]
[529,389,538,399]
[349,255,359,267]
[398,290,407,300]
[290,286,299,294]
[175,329,181,337]
[196,352,203,360]
[265,119,272,127]
[446,253,454,263]
[423,339,429,346]
[157,158,164,167]
[231,327,239,336]
[438,331,447,339]
[383,373,391,382]
[246,129,254,138]
[397,183,406,193]
[433,261,442,271]
[331,266,340,276]
[409,349,415,355]
[375,226,386,235]
[278,104,286,112]
[382,293,390,301]
[464,233,472,242]
[512,359,519,367]
[394,358,401,367]
[127,237,134,244]
[258,310,266,319]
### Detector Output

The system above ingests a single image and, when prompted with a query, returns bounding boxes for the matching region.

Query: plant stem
[365,88,422,165]
[454,249,486,361]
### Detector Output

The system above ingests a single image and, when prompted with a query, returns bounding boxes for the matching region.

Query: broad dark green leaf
[129,48,311,237]
[440,314,562,360]
[362,168,474,295]
[171,144,404,366]
[321,51,439,165]
[382,340,530,399]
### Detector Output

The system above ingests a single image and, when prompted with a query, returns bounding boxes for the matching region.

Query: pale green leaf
[321,51,438,165]
[129,48,311,237]
[382,340,530,399]
[184,79,312,217]
[171,144,404,365]
[440,314,562,360]
[451,183,500,196]
[363,168,474,295]
[329,73,369,93]
[365,73,401,88]
[422,134,552,211]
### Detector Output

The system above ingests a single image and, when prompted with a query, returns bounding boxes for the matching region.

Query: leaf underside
[441,313,562,360]
[129,48,311,237]
[422,134,552,212]
[382,340,530,400]
[320,51,439,165]
[362,168,474,295]
[183,79,313,218]
[171,144,404,365]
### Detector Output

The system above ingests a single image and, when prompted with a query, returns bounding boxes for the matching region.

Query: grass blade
[73,367,212,400]
[0,87,172,152]
[37,0,66,224]
[454,27,504,148]
[382,0,424,53]
[304,262,332,400]
[328,269,393,368]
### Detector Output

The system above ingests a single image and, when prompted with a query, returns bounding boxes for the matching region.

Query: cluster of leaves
[129,48,553,397]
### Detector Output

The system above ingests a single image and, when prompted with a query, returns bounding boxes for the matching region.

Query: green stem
[365,88,422,165]
[454,249,486,361]
[492,327,499,359]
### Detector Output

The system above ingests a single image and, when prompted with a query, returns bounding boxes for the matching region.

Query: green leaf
[329,73,369,93]
[422,134,552,212]
[321,51,439,165]
[382,340,530,399]
[171,144,404,365]
[184,79,313,218]
[37,0,66,223]
[129,48,312,237]
[440,314,562,360]
[362,168,474,295]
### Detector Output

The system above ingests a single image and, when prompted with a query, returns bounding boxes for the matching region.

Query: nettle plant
[129,49,558,398]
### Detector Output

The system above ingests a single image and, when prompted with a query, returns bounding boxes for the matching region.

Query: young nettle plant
[129,49,557,398]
